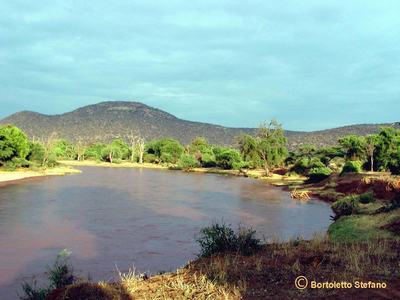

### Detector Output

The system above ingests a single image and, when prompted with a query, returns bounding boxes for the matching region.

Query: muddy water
[0,167,332,298]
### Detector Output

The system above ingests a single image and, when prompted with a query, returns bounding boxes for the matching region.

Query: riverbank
[45,236,400,300]
[0,167,81,186]
[58,160,306,186]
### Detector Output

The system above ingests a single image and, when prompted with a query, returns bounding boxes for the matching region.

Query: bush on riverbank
[196,222,261,257]
[20,250,75,300]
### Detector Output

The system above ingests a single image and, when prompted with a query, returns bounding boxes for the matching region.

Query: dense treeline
[1,122,400,178]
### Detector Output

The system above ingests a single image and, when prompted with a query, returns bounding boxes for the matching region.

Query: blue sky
[0,1,399,131]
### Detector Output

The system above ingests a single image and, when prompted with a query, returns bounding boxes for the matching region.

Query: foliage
[237,134,261,168]
[143,153,158,163]
[307,166,332,183]
[200,152,217,168]
[341,160,363,174]
[197,222,261,258]
[20,249,74,300]
[146,138,184,164]
[373,128,400,174]
[27,142,45,164]
[177,154,200,170]
[338,135,366,161]
[52,140,76,160]
[331,196,359,219]
[255,120,288,171]
[84,143,106,161]
[0,125,30,164]
[215,148,242,169]
[359,193,375,204]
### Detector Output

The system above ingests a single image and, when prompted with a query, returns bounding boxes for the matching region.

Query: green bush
[331,196,358,219]
[20,249,75,300]
[12,157,30,168]
[359,193,375,204]
[200,153,217,168]
[27,142,45,164]
[328,157,346,172]
[232,161,250,170]
[291,157,309,175]
[177,154,200,170]
[2,161,16,171]
[196,222,261,257]
[143,153,158,163]
[307,166,332,183]
[215,149,242,169]
[341,160,362,174]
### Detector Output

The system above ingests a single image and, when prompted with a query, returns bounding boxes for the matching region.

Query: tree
[237,134,260,166]
[75,138,86,161]
[188,137,214,164]
[0,125,30,163]
[338,135,366,161]
[40,132,58,166]
[52,139,75,160]
[255,120,288,174]
[84,143,107,161]
[146,138,184,164]
[365,135,378,172]
[136,137,145,164]
[374,127,400,173]
[215,148,242,169]
[126,131,145,163]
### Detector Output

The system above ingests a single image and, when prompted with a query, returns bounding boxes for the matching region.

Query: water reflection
[0,167,332,299]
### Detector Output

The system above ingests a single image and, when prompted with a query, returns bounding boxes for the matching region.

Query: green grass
[328,209,400,243]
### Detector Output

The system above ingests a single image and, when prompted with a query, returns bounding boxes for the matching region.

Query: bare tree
[41,132,58,166]
[137,137,145,164]
[365,135,377,172]
[127,131,137,162]
[126,131,145,164]
[75,137,86,161]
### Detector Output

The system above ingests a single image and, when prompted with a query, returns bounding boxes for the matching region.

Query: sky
[0,1,399,131]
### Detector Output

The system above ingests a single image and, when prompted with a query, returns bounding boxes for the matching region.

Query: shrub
[215,149,242,169]
[20,249,74,300]
[331,196,358,219]
[307,166,332,183]
[27,142,45,164]
[2,161,16,171]
[196,222,261,257]
[200,153,217,168]
[291,157,309,175]
[12,157,30,168]
[48,249,74,289]
[359,193,375,204]
[143,153,158,163]
[341,160,362,174]
[328,157,346,172]
[177,154,200,170]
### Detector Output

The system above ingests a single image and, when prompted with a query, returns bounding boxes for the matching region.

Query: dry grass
[46,236,400,300]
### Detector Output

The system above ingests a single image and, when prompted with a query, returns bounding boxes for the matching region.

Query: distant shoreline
[58,160,306,186]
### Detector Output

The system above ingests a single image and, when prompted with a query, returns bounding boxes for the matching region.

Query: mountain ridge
[1,101,398,148]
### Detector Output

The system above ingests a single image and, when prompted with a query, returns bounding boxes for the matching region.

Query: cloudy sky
[1,1,399,131]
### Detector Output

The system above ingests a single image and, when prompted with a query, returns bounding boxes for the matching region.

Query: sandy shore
[59,160,306,186]
[0,167,81,185]
[59,160,169,169]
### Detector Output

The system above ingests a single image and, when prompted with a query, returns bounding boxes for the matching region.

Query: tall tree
[338,135,366,161]
[256,120,288,174]
[365,135,378,172]
[0,125,30,162]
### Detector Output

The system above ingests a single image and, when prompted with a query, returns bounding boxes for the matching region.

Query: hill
[0,101,398,148]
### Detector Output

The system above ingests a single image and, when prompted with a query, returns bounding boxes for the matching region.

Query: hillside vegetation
[1,101,398,148]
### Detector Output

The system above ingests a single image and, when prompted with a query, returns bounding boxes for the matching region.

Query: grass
[328,209,400,243]
[23,222,400,300]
